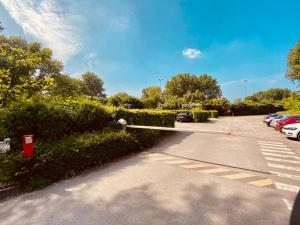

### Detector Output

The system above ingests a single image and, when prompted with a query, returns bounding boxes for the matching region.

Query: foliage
[245,88,292,102]
[0,36,62,106]
[281,93,300,112]
[108,92,144,109]
[0,130,140,190]
[0,22,3,32]
[183,90,205,102]
[165,73,221,100]
[192,109,210,122]
[141,86,162,108]
[161,95,185,109]
[4,96,112,141]
[81,72,106,99]
[287,39,300,81]
[49,74,83,97]
[201,98,231,115]
[230,102,284,116]
[209,110,218,118]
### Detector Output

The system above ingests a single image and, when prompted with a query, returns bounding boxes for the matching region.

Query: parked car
[176,112,193,122]
[269,115,286,128]
[275,115,300,131]
[282,123,300,141]
[264,114,279,126]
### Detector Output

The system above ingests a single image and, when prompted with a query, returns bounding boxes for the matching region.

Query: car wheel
[297,132,300,141]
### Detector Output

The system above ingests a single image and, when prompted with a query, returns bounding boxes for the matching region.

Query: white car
[282,123,300,141]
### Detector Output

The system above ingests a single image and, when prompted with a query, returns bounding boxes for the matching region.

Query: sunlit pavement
[0,116,299,225]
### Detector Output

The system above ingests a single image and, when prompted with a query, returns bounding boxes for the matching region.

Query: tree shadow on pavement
[0,181,290,225]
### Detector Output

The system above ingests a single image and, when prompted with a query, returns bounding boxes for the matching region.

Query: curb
[0,186,19,202]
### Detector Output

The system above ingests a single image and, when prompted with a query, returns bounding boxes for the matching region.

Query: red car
[275,115,300,131]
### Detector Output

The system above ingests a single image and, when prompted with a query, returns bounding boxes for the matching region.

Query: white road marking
[259,143,288,148]
[265,157,300,165]
[283,199,293,211]
[258,141,283,144]
[268,163,300,172]
[270,171,300,180]
[262,152,300,159]
[275,182,300,193]
[259,146,291,150]
[261,149,295,155]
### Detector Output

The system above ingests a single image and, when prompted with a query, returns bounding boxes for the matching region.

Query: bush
[192,109,210,122]
[110,108,175,127]
[209,110,218,118]
[202,98,231,115]
[4,97,112,141]
[0,130,140,190]
[230,102,284,116]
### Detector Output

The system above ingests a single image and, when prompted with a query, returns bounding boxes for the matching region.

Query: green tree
[287,39,300,81]
[246,88,292,102]
[0,22,3,32]
[0,36,63,106]
[141,86,162,108]
[81,72,106,99]
[165,73,221,100]
[108,92,144,109]
[198,74,222,99]
[49,74,83,97]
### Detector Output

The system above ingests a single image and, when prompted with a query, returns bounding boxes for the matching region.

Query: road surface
[0,116,299,225]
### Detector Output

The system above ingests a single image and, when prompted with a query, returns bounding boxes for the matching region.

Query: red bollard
[22,135,34,159]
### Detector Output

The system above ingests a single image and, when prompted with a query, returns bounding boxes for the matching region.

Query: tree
[108,92,144,109]
[0,36,63,106]
[287,39,300,81]
[49,74,83,97]
[165,73,221,100]
[198,74,222,99]
[245,88,292,102]
[141,86,162,108]
[81,72,106,99]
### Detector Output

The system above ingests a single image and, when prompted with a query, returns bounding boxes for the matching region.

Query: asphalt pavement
[0,115,299,225]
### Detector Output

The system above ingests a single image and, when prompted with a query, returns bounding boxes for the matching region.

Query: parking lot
[0,115,299,225]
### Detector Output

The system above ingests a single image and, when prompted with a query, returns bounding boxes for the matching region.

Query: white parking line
[261,149,295,155]
[283,199,293,211]
[262,152,300,159]
[275,182,300,193]
[268,163,300,172]
[258,143,288,148]
[271,171,300,180]
[258,141,283,144]
[259,146,291,150]
[265,157,300,165]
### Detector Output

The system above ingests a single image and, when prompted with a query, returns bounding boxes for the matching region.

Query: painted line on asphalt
[262,152,300,159]
[268,163,300,172]
[180,164,207,169]
[275,182,300,193]
[261,149,295,155]
[197,168,229,174]
[270,171,300,181]
[248,178,273,187]
[258,141,283,144]
[259,146,291,151]
[283,199,293,211]
[222,173,256,180]
[265,157,300,165]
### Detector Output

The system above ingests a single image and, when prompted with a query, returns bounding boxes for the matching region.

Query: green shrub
[202,98,231,115]
[192,109,210,122]
[230,103,284,116]
[1,130,140,190]
[4,97,112,141]
[209,110,218,118]
[110,108,175,127]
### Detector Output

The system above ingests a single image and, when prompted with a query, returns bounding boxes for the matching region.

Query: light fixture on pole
[158,78,163,90]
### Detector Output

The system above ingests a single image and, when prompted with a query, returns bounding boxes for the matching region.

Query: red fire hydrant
[22,135,34,159]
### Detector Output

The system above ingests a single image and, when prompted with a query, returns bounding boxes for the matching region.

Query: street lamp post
[158,78,163,90]
[243,79,248,98]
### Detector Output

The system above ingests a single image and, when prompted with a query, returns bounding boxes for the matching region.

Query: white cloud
[182,48,202,59]
[0,0,81,62]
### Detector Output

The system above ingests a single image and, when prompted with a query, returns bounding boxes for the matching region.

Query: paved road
[0,116,299,225]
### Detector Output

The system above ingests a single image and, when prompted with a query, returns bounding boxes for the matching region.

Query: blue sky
[0,0,299,100]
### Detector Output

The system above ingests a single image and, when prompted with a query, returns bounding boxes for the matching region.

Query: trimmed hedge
[5,97,112,141]
[230,103,284,116]
[209,110,218,118]
[0,130,140,190]
[192,109,210,122]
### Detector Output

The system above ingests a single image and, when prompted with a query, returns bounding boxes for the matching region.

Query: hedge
[209,110,218,118]
[192,109,210,122]
[0,130,141,190]
[230,103,284,116]
[4,97,112,141]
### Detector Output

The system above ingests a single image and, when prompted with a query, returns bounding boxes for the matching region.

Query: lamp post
[158,78,163,90]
